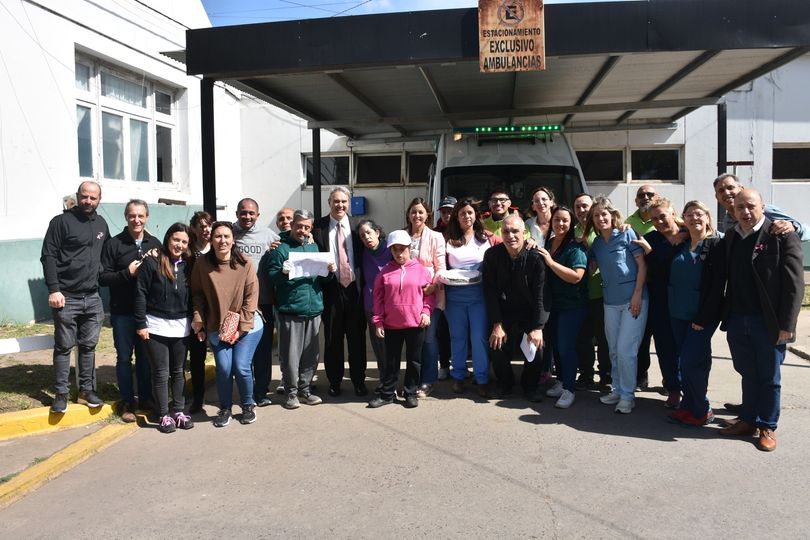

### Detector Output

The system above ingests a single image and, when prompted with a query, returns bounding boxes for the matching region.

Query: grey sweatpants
[277,312,321,397]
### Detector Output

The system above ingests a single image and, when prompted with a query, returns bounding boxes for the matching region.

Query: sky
[201,0,623,26]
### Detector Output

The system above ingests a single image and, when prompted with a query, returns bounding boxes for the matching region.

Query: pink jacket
[412,227,446,310]
[372,259,436,330]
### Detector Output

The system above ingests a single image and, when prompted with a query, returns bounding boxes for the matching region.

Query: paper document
[520,333,538,363]
[287,252,333,279]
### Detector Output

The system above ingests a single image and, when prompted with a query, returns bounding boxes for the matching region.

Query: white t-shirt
[446,237,489,270]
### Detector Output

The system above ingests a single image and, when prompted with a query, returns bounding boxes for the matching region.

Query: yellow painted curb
[0,422,136,509]
[184,362,216,394]
[0,404,114,442]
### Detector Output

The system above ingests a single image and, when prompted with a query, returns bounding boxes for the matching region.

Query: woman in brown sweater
[190,221,263,428]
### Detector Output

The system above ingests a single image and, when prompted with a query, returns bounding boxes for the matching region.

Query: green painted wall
[0,203,202,324]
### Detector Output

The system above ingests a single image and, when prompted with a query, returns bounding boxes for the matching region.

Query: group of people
[40,176,804,451]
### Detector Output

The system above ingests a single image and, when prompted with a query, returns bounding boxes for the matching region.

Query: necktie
[337,223,352,288]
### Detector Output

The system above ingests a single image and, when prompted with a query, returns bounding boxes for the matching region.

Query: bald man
[718,189,804,452]
[41,181,109,413]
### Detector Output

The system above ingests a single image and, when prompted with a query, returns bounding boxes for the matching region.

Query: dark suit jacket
[720,218,804,344]
[311,215,365,292]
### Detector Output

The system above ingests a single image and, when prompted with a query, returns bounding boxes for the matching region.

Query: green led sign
[455,124,563,135]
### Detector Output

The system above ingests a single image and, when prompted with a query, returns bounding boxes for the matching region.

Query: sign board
[479,0,545,73]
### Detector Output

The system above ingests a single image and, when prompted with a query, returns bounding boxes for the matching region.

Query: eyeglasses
[489,197,510,204]
[684,211,707,219]
[636,192,656,199]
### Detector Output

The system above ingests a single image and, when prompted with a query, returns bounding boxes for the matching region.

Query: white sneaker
[555,389,575,409]
[615,399,635,414]
[545,381,564,398]
[600,391,621,405]
[438,367,449,381]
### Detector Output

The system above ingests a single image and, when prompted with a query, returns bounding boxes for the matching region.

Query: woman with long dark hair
[135,223,194,433]
[404,197,446,397]
[537,207,588,408]
[187,210,212,413]
[190,221,263,428]
[442,198,500,397]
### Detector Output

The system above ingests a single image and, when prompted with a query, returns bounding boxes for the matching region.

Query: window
[577,150,624,182]
[355,155,401,184]
[75,56,176,184]
[407,154,435,184]
[773,147,810,180]
[76,106,93,177]
[630,149,680,181]
[305,155,349,186]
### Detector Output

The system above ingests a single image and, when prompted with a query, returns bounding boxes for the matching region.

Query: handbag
[219,308,241,345]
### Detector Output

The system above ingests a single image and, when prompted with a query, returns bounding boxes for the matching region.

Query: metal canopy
[183,0,810,139]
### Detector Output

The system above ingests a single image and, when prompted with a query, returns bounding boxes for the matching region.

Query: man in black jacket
[99,199,159,421]
[310,186,367,397]
[719,189,804,452]
[40,181,109,413]
[483,214,549,401]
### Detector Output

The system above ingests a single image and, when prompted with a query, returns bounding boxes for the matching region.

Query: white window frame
[75,55,177,186]
[628,146,683,184]
[772,143,810,182]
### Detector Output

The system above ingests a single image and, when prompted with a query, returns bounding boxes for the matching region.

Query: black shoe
[494,386,513,399]
[636,375,649,391]
[51,393,68,413]
[256,396,272,407]
[328,385,342,397]
[77,390,103,408]
[189,398,204,414]
[354,383,368,397]
[404,395,419,408]
[214,408,232,427]
[275,383,286,395]
[157,415,176,434]
[240,404,257,424]
[575,376,594,390]
[525,388,544,403]
[368,397,393,408]
[724,402,743,414]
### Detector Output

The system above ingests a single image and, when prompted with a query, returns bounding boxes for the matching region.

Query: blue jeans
[419,307,442,384]
[209,314,264,410]
[726,314,783,430]
[52,293,104,394]
[110,314,152,403]
[552,307,587,392]
[445,285,489,384]
[671,317,716,417]
[603,299,648,401]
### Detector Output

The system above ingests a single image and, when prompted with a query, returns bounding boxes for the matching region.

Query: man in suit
[311,186,367,397]
[719,189,804,452]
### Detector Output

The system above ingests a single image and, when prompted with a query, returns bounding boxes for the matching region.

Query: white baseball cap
[386,229,411,248]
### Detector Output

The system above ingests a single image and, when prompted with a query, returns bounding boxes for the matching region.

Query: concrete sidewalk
[1,312,809,538]
[788,305,810,361]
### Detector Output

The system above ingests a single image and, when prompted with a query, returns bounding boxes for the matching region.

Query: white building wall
[0,0,243,241]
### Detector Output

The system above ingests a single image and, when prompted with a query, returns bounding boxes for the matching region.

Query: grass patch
[0,323,54,340]
[0,471,20,484]
[0,365,120,413]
